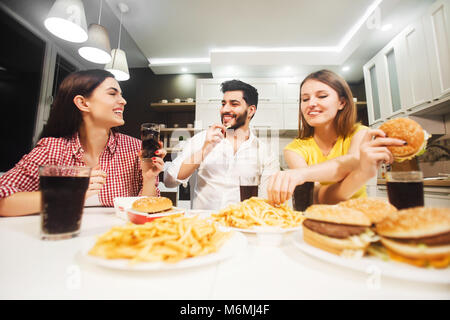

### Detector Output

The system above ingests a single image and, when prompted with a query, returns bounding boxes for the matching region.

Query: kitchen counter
[377,179,450,187]
[1,207,449,300]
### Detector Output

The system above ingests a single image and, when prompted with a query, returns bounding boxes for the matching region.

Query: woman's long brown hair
[298,69,357,139]
[39,69,117,140]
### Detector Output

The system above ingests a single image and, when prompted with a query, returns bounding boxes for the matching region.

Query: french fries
[211,197,304,229]
[88,214,231,264]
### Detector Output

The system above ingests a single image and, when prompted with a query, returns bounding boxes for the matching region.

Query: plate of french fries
[210,197,305,233]
[81,214,247,271]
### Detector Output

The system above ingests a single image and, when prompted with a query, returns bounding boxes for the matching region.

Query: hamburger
[302,205,379,257]
[376,207,450,268]
[132,196,173,214]
[338,197,397,225]
[379,118,430,162]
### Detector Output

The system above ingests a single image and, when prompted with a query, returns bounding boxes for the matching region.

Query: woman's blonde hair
[298,69,357,139]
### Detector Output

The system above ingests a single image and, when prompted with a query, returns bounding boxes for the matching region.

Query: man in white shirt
[164,80,279,210]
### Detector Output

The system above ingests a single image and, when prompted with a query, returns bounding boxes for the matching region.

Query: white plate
[81,231,247,271]
[291,230,450,284]
[186,210,301,234]
[228,225,301,234]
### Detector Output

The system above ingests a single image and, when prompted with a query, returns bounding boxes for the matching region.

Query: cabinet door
[382,46,402,115]
[380,38,409,120]
[194,102,221,129]
[363,56,384,126]
[283,103,299,130]
[401,21,434,110]
[423,0,450,99]
[195,79,223,102]
[283,80,301,103]
[251,102,283,129]
[250,79,283,102]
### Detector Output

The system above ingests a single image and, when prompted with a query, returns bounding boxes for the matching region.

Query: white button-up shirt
[164,129,279,210]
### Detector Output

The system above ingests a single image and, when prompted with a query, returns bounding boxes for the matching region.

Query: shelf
[160,128,196,132]
[149,102,195,112]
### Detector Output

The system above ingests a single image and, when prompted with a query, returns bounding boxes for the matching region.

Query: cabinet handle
[208,99,221,102]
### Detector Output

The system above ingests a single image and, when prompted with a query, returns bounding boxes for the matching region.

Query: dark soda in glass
[387,181,424,210]
[292,182,314,211]
[141,123,160,159]
[240,185,258,201]
[40,175,89,235]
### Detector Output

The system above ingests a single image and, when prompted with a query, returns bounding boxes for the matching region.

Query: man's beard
[221,110,248,130]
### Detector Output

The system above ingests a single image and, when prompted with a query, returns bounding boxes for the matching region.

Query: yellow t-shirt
[284,124,368,199]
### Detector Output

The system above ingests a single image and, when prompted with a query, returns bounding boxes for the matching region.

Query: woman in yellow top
[268,70,405,205]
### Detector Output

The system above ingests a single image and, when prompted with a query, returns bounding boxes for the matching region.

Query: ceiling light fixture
[181,67,188,72]
[342,66,350,72]
[44,0,88,43]
[105,3,130,81]
[78,0,112,64]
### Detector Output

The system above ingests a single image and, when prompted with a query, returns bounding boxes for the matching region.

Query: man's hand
[203,124,226,155]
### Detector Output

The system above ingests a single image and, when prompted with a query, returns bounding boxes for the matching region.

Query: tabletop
[1,207,449,300]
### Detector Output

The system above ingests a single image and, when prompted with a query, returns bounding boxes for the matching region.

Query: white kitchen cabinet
[423,0,450,100]
[252,102,284,129]
[380,36,409,120]
[250,79,283,102]
[196,79,284,129]
[283,103,299,130]
[282,80,301,130]
[283,80,301,103]
[399,19,435,111]
[194,101,221,129]
[362,0,450,128]
[195,79,223,103]
[363,54,385,125]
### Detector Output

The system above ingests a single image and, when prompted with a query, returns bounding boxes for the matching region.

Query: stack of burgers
[301,198,450,268]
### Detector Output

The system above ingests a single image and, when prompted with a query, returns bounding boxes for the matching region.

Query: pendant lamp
[44,0,88,43]
[78,0,112,64]
[105,3,130,81]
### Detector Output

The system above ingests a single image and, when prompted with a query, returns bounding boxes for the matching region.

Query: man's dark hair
[220,79,258,108]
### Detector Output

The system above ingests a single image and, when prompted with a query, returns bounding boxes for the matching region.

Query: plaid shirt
[0,132,159,207]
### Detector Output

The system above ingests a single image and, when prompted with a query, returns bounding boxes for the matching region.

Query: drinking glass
[239,176,260,201]
[39,165,91,240]
[141,123,161,160]
[292,182,314,211]
[386,171,424,210]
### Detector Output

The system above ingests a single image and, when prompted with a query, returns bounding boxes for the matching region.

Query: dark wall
[118,68,212,138]
[349,81,368,126]
[0,8,45,172]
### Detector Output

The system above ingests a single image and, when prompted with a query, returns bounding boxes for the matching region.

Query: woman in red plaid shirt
[0,69,165,216]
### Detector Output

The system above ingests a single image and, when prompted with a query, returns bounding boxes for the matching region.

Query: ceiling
[0,0,436,83]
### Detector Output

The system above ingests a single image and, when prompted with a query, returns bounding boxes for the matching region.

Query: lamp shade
[105,49,130,81]
[44,0,88,43]
[78,24,112,64]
